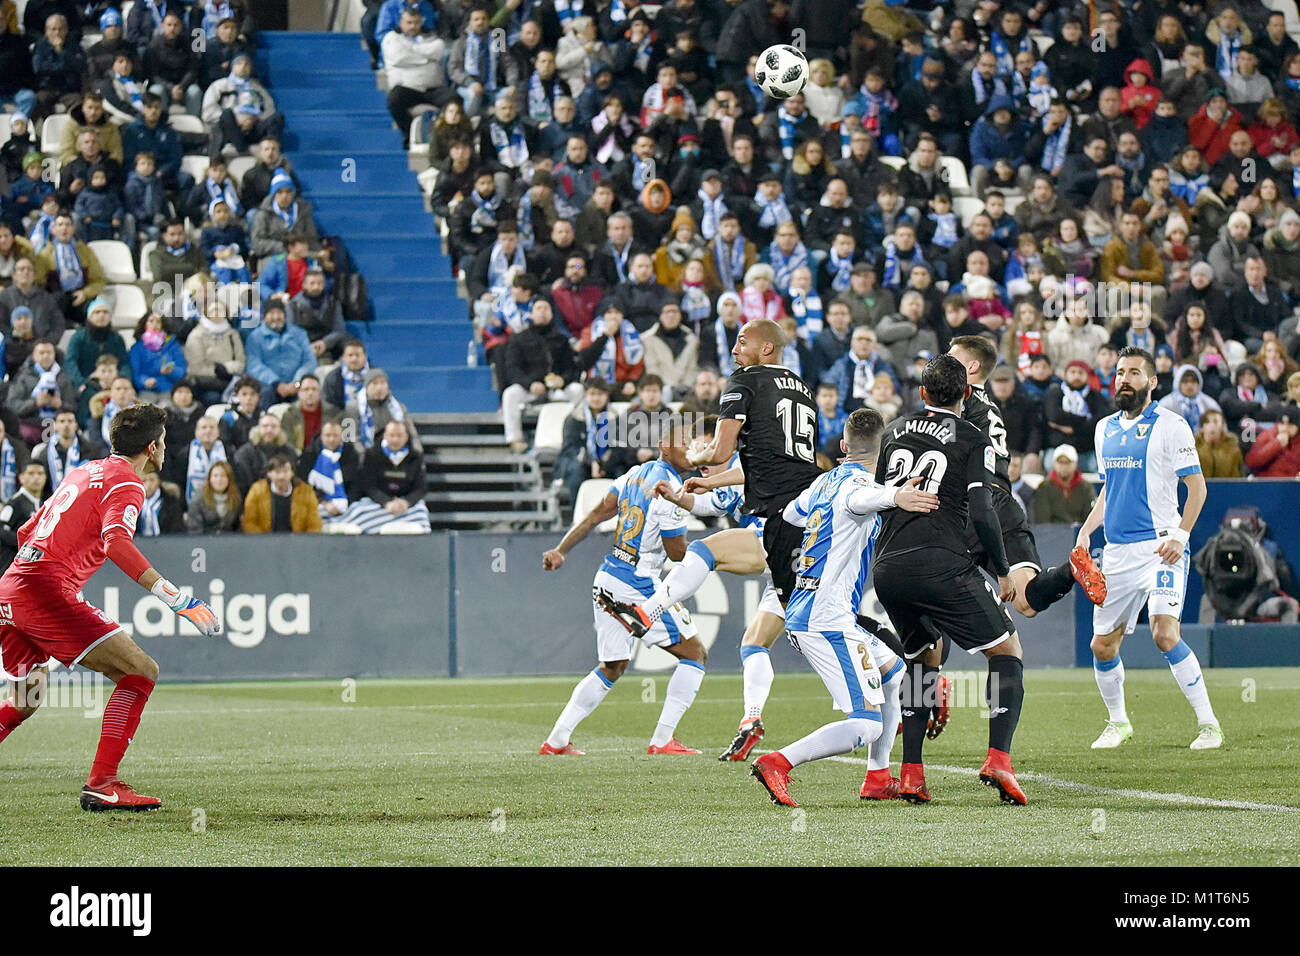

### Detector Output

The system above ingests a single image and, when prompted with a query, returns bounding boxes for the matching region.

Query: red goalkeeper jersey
[3,456,144,597]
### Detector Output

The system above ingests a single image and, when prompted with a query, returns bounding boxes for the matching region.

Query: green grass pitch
[1,667,1296,865]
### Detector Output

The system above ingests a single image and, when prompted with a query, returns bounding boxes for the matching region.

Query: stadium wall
[73,481,1300,682]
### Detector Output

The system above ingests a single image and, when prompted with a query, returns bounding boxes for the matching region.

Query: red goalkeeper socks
[88,674,155,785]
[0,699,25,744]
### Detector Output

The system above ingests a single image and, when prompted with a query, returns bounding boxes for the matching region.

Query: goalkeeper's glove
[151,578,221,637]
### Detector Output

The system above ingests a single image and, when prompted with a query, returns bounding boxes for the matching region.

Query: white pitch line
[810,753,1300,812]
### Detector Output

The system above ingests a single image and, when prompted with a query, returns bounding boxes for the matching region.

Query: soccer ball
[755,44,808,100]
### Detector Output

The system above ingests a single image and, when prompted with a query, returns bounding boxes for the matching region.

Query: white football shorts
[592,568,698,663]
[1092,540,1190,637]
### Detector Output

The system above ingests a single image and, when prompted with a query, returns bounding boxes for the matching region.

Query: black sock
[856,614,906,659]
[986,655,1024,754]
[901,662,937,764]
[1024,561,1076,612]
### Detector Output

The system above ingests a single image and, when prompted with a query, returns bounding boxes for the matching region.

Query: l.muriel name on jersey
[901,416,957,443]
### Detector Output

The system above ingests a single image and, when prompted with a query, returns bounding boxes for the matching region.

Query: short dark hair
[266,454,293,473]
[1117,345,1156,376]
[692,414,719,438]
[922,354,969,407]
[951,335,998,378]
[843,407,885,455]
[163,217,184,231]
[110,403,166,457]
[341,337,366,353]
[141,92,161,108]
[235,375,261,395]
[638,373,664,391]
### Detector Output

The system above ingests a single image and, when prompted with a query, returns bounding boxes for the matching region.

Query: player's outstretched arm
[543,491,619,570]
[651,479,696,512]
[847,475,938,517]
[682,464,745,496]
[687,418,740,468]
[103,532,221,637]
[1075,486,1107,551]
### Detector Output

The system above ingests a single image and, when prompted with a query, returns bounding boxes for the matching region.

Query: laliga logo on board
[99,578,310,649]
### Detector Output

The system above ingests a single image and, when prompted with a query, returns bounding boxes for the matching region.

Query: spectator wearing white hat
[1032,444,1097,524]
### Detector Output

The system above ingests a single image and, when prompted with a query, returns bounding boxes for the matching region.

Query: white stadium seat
[104,284,147,328]
[181,154,211,183]
[203,403,229,421]
[954,197,984,229]
[879,155,905,170]
[323,521,363,534]
[40,113,71,155]
[170,114,208,138]
[227,155,255,186]
[939,155,971,196]
[573,479,617,533]
[532,401,572,455]
[267,402,291,421]
[88,240,136,282]
[138,240,158,281]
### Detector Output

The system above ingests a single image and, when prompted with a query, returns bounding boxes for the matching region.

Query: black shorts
[762,511,805,605]
[874,549,1015,660]
[969,487,1042,575]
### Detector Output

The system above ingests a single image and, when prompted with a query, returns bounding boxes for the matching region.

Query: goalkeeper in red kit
[0,404,220,811]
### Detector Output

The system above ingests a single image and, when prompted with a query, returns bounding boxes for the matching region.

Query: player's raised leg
[0,666,48,745]
[77,632,163,811]
[541,659,624,756]
[648,635,708,754]
[601,530,766,637]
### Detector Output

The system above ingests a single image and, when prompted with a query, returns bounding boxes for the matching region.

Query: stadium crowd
[0,0,433,546]
[389,0,1300,503]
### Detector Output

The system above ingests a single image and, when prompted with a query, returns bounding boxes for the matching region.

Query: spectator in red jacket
[550,253,603,344]
[1245,418,1300,476]
[1245,97,1300,165]
[1189,89,1243,166]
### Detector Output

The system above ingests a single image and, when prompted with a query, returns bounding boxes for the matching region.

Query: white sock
[650,659,705,747]
[546,669,613,748]
[868,661,904,771]
[1093,655,1128,724]
[740,645,773,720]
[780,713,882,768]
[1164,640,1217,725]
[643,543,714,620]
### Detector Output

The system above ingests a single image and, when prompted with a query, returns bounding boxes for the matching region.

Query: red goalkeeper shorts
[0,582,123,680]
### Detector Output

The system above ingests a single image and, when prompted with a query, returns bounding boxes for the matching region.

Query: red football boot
[978,748,1028,805]
[751,752,798,807]
[1070,546,1108,606]
[927,674,953,739]
[859,768,901,800]
[539,741,585,755]
[718,717,764,761]
[593,588,653,638]
[897,762,932,804]
[647,738,701,754]
[80,779,161,812]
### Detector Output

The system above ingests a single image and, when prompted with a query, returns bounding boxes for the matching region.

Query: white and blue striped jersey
[781,461,897,632]
[1094,403,1201,545]
[691,455,765,538]
[600,458,690,583]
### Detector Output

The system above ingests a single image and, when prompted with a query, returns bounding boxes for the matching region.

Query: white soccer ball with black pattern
[755,44,808,100]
